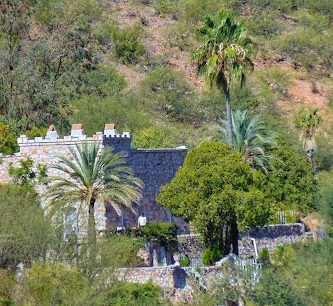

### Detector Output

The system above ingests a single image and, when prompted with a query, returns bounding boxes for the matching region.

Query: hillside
[0,0,333,158]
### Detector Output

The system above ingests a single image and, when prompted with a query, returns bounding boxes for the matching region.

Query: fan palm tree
[217,109,276,172]
[46,143,143,250]
[295,108,323,164]
[192,11,254,147]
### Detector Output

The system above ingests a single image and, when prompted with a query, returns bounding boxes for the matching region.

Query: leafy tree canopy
[158,141,271,249]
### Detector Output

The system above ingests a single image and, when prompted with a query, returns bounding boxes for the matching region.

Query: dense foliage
[158,142,271,254]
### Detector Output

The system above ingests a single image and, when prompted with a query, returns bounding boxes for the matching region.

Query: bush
[202,247,222,266]
[80,65,126,97]
[0,123,18,154]
[139,67,201,123]
[180,256,190,267]
[109,23,146,65]
[246,11,287,37]
[154,0,179,15]
[93,279,161,306]
[0,270,15,303]
[132,126,174,148]
[140,222,177,246]
[259,247,270,267]
[70,95,150,135]
[24,262,89,306]
[98,235,144,268]
[0,185,51,270]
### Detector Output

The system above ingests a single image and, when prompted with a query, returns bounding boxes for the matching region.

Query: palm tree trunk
[88,200,97,255]
[225,87,233,147]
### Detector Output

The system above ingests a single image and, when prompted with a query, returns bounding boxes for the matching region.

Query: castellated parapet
[0,124,188,234]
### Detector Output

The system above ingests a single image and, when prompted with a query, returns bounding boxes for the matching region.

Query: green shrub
[24,262,89,306]
[139,67,201,123]
[180,256,190,267]
[71,95,150,135]
[202,247,222,266]
[246,12,287,37]
[0,185,51,270]
[0,270,15,303]
[80,65,126,97]
[314,136,333,171]
[132,126,174,148]
[98,235,144,268]
[259,247,270,266]
[166,21,195,51]
[0,123,18,155]
[93,279,161,306]
[154,0,179,15]
[140,222,177,245]
[109,23,146,65]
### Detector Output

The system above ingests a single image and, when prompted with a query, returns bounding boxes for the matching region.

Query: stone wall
[177,234,204,258]
[117,266,223,304]
[239,223,309,258]
[177,224,311,260]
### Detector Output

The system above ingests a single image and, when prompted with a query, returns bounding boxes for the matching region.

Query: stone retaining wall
[177,224,311,259]
[117,266,223,304]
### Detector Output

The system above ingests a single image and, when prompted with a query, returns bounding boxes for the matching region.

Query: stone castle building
[0,124,188,233]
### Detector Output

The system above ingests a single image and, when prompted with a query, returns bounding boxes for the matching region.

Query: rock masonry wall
[117,266,223,304]
[0,124,188,233]
[177,224,311,259]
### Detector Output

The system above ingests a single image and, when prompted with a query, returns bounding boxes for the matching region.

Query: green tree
[192,11,254,146]
[264,140,317,213]
[217,109,276,172]
[46,143,143,250]
[295,108,323,164]
[158,142,271,255]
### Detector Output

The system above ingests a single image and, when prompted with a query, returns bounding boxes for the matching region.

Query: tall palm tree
[46,143,143,249]
[217,109,276,172]
[295,108,323,164]
[192,11,254,147]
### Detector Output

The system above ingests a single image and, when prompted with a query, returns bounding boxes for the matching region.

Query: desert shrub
[93,279,161,306]
[109,23,146,65]
[0,185,51,270]
[202,247,222,266]
[132,126,174,148]
[180,256,190,267]
[180,0,224,24]
[259,247,270,267]
[139,67,201,123]
[200,85,259,122]
[140,222,178,246]
[246,11,287,37]
[0,123,18,154]
[166,21,195,51]
[275,28,333,74]
[0,270,15,303]
[25,126,48,139]
[314,137,333,171]
[154,0,179,15]
[80,65,126,97]
[71,95,150,135]
[98,235,144,268]
[24,262,89,306]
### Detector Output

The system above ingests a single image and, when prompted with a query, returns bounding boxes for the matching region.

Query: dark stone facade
[103,136,188,232]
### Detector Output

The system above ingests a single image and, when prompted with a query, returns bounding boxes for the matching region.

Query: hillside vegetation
[0,0,332,153]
